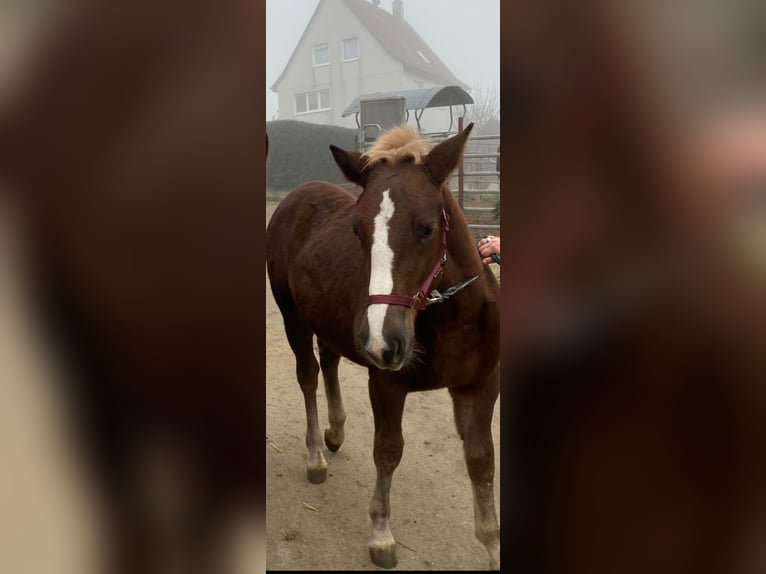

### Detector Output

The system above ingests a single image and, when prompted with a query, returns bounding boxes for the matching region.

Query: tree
[464,81,500,135]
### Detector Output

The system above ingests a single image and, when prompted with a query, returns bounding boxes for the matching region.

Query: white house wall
[276,0,405,128]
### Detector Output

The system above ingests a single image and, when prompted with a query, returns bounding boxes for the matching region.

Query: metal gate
[426,117,499,239]
[456,117,499,238]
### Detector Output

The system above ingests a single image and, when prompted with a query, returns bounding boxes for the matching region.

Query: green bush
[266,120,358,190]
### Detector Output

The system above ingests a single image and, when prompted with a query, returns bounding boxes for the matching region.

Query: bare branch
[464,81,500,134]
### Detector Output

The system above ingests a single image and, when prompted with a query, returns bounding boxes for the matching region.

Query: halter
[367,209,478,311]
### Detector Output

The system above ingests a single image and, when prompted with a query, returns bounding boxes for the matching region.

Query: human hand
[477,235,500,265]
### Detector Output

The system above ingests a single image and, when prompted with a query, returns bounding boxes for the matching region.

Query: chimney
[392,0,403,22]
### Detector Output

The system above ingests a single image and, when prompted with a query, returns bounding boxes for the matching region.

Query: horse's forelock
[362,125,430,170]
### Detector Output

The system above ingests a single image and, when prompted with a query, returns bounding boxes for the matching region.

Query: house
[270,0,470,132]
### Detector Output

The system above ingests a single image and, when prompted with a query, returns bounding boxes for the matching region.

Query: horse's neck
[437,188,494,315]
[443,189,484,275]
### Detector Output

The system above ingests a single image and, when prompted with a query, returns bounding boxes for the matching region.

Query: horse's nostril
[383,338,401,365]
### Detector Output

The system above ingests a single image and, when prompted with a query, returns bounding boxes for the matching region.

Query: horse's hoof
[306,466,327,484]
[369,542,397,569]
[324,428,344,452]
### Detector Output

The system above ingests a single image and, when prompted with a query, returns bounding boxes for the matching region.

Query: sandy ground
[264,203,501,571]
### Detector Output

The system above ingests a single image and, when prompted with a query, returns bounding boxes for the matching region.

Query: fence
[425,118,499,239]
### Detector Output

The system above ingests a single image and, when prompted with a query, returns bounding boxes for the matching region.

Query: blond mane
[362,125,430,169]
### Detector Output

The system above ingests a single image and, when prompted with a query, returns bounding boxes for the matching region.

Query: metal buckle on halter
[426,275,480,306]
[411,291,427,310]
[426,290,445,305]
[435,251,447,277]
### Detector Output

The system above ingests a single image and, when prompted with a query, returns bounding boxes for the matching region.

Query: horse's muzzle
[357,313,413,371]
[363,335,408,371]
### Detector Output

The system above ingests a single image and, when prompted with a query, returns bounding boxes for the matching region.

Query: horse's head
[330,123,473,370]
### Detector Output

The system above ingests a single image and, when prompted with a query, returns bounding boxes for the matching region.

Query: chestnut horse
[266,123,500,569]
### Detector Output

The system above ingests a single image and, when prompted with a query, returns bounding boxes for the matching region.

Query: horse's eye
[352,222,360,238]
[418,223,434,241]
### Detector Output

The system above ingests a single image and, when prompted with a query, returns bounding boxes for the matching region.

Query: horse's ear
[424,122,474,185]
[330,145,366,187]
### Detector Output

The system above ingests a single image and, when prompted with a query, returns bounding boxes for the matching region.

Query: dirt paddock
[264,203,501,571]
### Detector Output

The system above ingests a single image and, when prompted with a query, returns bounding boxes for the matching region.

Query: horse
[265,123,501,569]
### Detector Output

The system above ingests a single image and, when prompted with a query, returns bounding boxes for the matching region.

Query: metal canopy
[341,85,473,117]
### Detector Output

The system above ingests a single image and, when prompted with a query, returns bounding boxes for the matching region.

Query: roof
[270,0,469,92]
[341,85,474,117]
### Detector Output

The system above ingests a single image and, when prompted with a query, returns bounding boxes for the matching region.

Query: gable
[271,0,468,92]
[342,0,468,89]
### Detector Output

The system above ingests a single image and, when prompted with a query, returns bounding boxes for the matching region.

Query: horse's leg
[367,376,408,569]
[450,380,501,570]
[281,311,327,484]
[318,339,346,452]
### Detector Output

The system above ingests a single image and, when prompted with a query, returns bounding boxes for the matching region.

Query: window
[294,89,331,115]
[319,90,331,109]
[312,44,329,67]
[342,37,359,61]
[295,95,307,114]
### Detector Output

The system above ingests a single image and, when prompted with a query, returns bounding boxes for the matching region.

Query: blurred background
[1,6,101,574]
[1,1,265,573]
[501,1,765,573]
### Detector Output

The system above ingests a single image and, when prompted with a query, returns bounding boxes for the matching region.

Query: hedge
[266,120,358,190]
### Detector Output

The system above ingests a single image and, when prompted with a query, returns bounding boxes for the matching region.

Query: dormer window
[416,50,430,64]
[342,37,359,61]
[313,44,330,67]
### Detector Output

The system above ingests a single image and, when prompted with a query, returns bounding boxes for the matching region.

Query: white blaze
[366,189,395,356]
